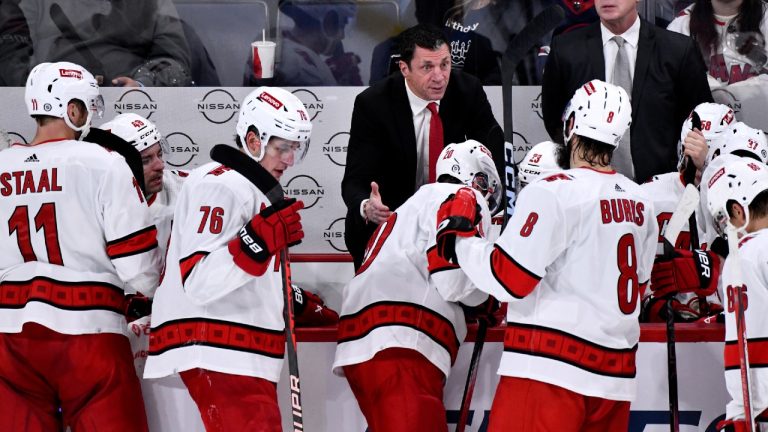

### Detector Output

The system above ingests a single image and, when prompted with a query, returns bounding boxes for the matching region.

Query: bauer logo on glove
[651,248,720,298]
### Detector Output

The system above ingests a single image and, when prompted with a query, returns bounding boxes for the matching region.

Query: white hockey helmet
[713,121,768,164]
[436,139,502,214]
[25,62,104,135]
[562,79,631,147]
[706,158,768,236]
[678,102,735,168]
[519,141,559,188]
[236,87,312,163]
[100,113,167,154]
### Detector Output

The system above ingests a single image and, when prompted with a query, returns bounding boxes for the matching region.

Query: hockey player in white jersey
[144,87,312,432]
[702,121,768,244]
[0,62,159,431]
[436,80,658,431]
[707,158,768,431]
[518,141,560,189]
[102,113,186,266]
[640,104,734,322]
[98,115,187,395]
[332,139,501,432]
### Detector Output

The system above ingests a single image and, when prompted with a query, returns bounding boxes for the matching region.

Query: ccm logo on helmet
[59,69,83,79]
[259,92,284,110]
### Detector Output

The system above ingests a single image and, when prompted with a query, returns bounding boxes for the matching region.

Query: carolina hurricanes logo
[59,69,83,79]
[259,92,283,110]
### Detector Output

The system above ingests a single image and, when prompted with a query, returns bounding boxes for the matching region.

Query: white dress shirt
[601,17,641,84]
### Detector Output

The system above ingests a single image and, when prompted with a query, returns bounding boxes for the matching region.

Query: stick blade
[663,184,700,246]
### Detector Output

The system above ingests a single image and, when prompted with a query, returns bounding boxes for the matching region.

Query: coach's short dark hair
[397,24,448,67]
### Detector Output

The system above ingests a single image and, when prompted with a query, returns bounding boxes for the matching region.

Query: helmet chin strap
[64,109,93,141]
[241,131,267,162]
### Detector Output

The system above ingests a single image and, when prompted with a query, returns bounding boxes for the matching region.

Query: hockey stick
[209,144,304,431]
[660,183,699,432]
[657,113,704,432]
[500,4,565,222]
[456,319,488,432]
[726,223,756,432]
[83,128,147,195]
[685,113,710,317]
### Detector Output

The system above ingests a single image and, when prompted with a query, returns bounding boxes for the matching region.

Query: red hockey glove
[651,248,720,299]
[435,188,481,265]
[292,285,339,327]
[462,296,502,327]
[229,198,304,276]
[123,293,152,323]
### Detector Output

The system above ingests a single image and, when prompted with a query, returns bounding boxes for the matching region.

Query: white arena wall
[2,86,754,431]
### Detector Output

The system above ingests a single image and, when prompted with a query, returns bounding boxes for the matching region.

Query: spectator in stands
[3,0,191,87]
[0,0,31,86]
[246,1,361,86]
[370,0,544,85]
[667,0,768,87]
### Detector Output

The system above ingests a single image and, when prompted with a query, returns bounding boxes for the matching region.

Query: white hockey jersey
[722,229,768,421]
[332,183,491,377]
[148,169,187,271]
[144,162,287,383]
[0,139,159,335]
[641,172,720,313]
[128,169,187,375]
[455,168,658,401]
[668,5,768,86]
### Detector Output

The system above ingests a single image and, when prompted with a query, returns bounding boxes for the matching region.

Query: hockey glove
[435,188,481,265]
[292,285,340,327]
[123,293,152,323]
[229,198,304,276]
[462,297,503,327]
[651,248,720,299]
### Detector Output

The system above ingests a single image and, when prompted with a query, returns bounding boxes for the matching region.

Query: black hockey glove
[123,293,152,323]
[462,296,502,327]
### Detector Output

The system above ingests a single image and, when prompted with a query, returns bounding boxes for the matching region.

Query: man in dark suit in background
[342,24,504,269]
[541,0,712,184]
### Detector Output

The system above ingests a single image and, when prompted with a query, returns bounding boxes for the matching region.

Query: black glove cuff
[238,223,271,263]
[710,236,729,258]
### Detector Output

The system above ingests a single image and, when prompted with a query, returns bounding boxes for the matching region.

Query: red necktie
[427,102,443,183]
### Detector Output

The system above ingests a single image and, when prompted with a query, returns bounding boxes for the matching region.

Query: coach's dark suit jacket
[542,19,712,183]
[342,70,504,269]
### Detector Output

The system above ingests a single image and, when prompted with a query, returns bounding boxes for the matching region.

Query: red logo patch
[708,167,725,188]
[259,92,283,110]
[583,82,596,96]
[59,69,83,79]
